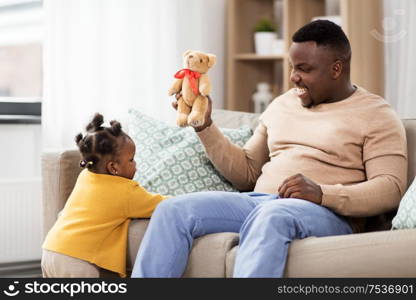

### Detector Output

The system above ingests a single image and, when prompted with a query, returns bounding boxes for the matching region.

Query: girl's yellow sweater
[42,169,166,277]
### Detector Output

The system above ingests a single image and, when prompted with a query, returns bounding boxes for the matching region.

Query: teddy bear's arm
[168,78,183,96]
[198,74,211,96]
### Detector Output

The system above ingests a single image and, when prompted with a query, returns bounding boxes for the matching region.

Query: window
[0,0,42,123]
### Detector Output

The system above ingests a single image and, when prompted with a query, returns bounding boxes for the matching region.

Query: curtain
[384,0,416,118]
[42,0,225,149]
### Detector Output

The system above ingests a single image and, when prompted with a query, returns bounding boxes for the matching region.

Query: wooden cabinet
[226,0,384,112]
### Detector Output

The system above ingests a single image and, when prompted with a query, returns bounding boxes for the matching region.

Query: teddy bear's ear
[207,54,217,68]
[183,50,193,57]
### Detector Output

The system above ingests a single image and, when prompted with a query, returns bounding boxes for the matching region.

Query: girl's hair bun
[109,120,122,136]
[75,133,83,145]
[86,113,104,132]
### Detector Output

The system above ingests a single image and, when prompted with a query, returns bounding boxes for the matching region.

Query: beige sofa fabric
[226,229,416,278]
[183,232,239,277]
[126,219,149,272]
[42,150,81,238]
[42,249,118,278]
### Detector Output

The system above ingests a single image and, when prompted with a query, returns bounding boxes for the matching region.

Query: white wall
[0,177,42,263]
[0,123,42,262]
[0,124,41,179]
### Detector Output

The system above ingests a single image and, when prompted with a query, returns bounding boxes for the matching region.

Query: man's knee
[152,197,184,221]
[153,193,205,220]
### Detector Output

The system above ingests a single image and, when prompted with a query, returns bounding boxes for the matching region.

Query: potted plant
[254,18,278,55]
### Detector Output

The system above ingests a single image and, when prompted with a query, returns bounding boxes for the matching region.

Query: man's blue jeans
[131,191,352,277]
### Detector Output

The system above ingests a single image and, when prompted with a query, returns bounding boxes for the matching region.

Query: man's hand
[171,93,213,132]
[277,173,323,204]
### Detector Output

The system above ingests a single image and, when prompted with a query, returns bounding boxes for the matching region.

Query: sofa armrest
[41,150,81,239]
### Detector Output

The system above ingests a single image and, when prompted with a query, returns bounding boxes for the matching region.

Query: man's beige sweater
[197,87,407,232]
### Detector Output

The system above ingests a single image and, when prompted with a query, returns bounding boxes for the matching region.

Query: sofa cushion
[127,109,253,196]
[392,177,416,229]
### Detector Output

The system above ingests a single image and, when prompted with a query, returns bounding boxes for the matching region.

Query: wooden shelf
[234,53,285,60]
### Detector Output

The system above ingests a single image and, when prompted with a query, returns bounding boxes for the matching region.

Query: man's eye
[200,59,202,63]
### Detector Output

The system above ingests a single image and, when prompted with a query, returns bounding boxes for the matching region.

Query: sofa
[42,109,416,277]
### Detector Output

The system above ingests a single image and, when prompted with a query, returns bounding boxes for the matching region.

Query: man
[131,20,407,277]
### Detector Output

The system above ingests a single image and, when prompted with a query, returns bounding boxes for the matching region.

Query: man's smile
[295,86,308,98]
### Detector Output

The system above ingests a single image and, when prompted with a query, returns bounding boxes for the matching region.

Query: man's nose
[290,69,301,84]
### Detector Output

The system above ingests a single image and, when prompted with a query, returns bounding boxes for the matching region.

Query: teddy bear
[168,50,216,127]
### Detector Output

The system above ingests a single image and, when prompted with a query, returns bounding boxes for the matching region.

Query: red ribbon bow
[174,69,201,95]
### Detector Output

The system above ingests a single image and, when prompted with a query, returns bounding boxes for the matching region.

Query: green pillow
[392,177,416,229]
[127,109,253,196]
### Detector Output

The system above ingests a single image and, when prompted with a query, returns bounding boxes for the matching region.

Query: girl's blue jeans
[131,191,352,277]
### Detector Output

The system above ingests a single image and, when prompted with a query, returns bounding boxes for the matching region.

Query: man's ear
[106,161,118,175]
[332,60,343,79]
[207,54,217,68]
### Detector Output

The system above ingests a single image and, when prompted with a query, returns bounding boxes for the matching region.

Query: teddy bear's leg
[177,97,191,127]
[187,95,207,127]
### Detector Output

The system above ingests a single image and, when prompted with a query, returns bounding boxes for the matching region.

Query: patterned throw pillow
[127,109,253,196]
[392,177,416,229]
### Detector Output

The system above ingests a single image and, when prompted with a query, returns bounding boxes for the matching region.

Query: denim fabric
[131,191,352,278]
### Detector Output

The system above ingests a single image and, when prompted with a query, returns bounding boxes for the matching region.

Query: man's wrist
[194,119,213,132]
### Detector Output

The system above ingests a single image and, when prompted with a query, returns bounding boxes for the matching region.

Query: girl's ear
[106,161,118,175]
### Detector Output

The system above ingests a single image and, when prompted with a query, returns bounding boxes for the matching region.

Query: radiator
[0,178,42,263]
